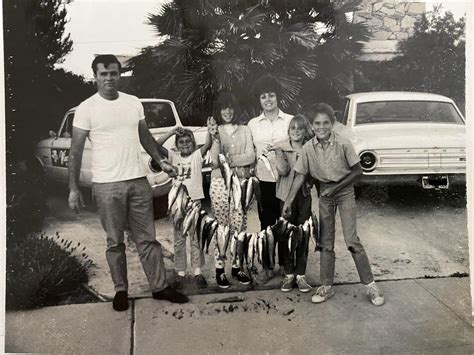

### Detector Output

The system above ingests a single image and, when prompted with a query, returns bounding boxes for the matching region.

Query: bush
[6,231,94,310]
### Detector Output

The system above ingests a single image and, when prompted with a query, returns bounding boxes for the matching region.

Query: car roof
[346,92,454,103]
[67,98,173,112]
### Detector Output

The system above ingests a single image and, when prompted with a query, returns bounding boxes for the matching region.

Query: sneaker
[311,285,335,303]
[296,276,312,293]
[232,268,251,285]
[367,282,385,306]
[216,270,230,289]
[281,275,295,292]
[194,274,208,289]
[152,286,189,304]
[112,291,129,312]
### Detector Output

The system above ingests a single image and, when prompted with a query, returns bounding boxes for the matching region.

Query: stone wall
[354,0,425,60]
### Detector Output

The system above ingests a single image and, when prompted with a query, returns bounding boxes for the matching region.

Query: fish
[257,230,265,265]
[266,226,275,270]
[196,210,207,243]
[251,177,262,214]
[240,179,248,212]
[231,174,242,210]
[223,228,234,257]
[200,216,214,251]
[167,181,183,213]
[247,233,256,270]
[242,232,251,266]
[271,217,288,242]
[206,220,219,253]
[258,155,276,180]
[301,219,311,258]
[230,232,238,265]
[216,225,229,258]
[218,153,233,192]
[236,232,246,269]
[172,186,187,228]
[244,177,254,212]
[182,204,200,238]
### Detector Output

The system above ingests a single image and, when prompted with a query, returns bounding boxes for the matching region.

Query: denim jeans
[319,183,374,286]
[92,177,168,293]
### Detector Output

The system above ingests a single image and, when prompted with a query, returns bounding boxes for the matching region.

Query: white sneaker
[367,282,385,306]
[311,285,334,303]
[296,276,312,293]
[280,275,295,292]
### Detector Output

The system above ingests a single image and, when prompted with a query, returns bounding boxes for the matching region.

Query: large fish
[251,177,262,213]
[200,216,214,251]
[236,232,246,269]
[195,210,207,243]
[240,179,248,212]
[167,181,183,213]
[266,226,275,270]
[223,228,234,257]
[206,220,219,254]
[218,154,233,192]
[172,185,187,228]
[182,204,200,238]
[244,177,254,212]
[257,230,265,265]
[231,174,242,211]
[216,225,229,258]
[247,233,256,270]
[230,232,238,265]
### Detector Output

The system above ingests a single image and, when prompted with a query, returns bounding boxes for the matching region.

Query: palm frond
[282,22,321,49]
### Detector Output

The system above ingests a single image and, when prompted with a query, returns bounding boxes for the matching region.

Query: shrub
[6,231,94,310]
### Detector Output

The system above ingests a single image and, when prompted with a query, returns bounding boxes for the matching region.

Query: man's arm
[138,120,177,177]
[321,163,362,197]
[281,172,306,219]
[200,131,213,157]
[68,127,89,212]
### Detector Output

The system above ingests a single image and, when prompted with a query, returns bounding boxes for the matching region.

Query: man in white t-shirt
[68,55,188,311]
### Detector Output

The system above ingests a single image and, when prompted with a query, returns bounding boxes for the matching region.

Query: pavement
[5,277,474,354]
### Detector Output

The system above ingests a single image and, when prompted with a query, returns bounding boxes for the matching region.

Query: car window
[59,112,74,138]
[142,102,176,128]
[355,101,464,125]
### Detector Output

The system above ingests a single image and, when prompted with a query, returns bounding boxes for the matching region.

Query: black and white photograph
[2,0,473,353]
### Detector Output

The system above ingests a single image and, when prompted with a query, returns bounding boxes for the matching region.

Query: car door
[49,111,92,186]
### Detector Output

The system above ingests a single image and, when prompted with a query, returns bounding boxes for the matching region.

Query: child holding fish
[271,114,314,293]
[209,92,256,288]
[156,125,213,289]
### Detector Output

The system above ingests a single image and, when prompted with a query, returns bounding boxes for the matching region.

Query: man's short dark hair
[302,102,336,124]
[252,74,282,99]
[92,54,122,75]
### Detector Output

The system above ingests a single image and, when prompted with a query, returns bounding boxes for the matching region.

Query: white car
[335,92,466,189]
[35,98,211,197]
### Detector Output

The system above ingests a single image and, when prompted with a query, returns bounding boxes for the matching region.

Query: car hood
[352,123,466,150]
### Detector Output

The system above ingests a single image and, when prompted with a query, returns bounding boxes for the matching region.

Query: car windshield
[355,101,464,125]
[142,102,176,128]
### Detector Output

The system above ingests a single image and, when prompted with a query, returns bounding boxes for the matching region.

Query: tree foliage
[356,6,465,112]
[129,0,369,124]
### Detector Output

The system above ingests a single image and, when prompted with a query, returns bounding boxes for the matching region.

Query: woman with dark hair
[209,92,256,288]
[247,74,293,284]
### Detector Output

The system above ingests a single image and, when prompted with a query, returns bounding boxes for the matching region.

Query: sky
[58,0,468,79]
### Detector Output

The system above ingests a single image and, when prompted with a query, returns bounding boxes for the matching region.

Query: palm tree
[129,0,369,125]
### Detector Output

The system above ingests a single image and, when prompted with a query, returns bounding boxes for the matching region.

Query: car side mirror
[49,130,57,138]
[334,110,342,122]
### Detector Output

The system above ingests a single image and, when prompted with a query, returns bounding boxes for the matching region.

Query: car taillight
[359,151,377,172]
[148,158,162,173]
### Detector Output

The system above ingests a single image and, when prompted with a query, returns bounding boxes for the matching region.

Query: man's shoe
[172,275,186,291]
[367,282,385,306]
[113,291,129,311]
[231,268,251,285]
[280,275,295,292]
[296,276,312,293]
[311,285,335,303]
[216,270,230,289]
[152,286,189,304]
[194,274,208,289]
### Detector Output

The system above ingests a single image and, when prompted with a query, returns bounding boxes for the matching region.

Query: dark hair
[302,102,336,124]
[92,54,122,75]
[252,74,282,100]
[288,114,313,142]
[175,128,196,150]
[213,92,240,125]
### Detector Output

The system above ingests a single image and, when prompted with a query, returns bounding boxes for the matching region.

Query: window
[142,102,176,128]
[59,112,74,138]
[341,99,350,125]
[355,101,464,125]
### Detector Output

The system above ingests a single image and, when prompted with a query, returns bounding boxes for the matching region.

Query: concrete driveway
[42,186,468,299]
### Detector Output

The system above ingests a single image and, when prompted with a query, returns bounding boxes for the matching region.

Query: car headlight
[359,151,377,172]
[148,158,162,173]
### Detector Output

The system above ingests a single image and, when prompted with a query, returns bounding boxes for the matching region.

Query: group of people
[68,54,384,312]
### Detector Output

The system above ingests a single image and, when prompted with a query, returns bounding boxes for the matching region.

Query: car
[335,92,466,189]
[35,98,211,197]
